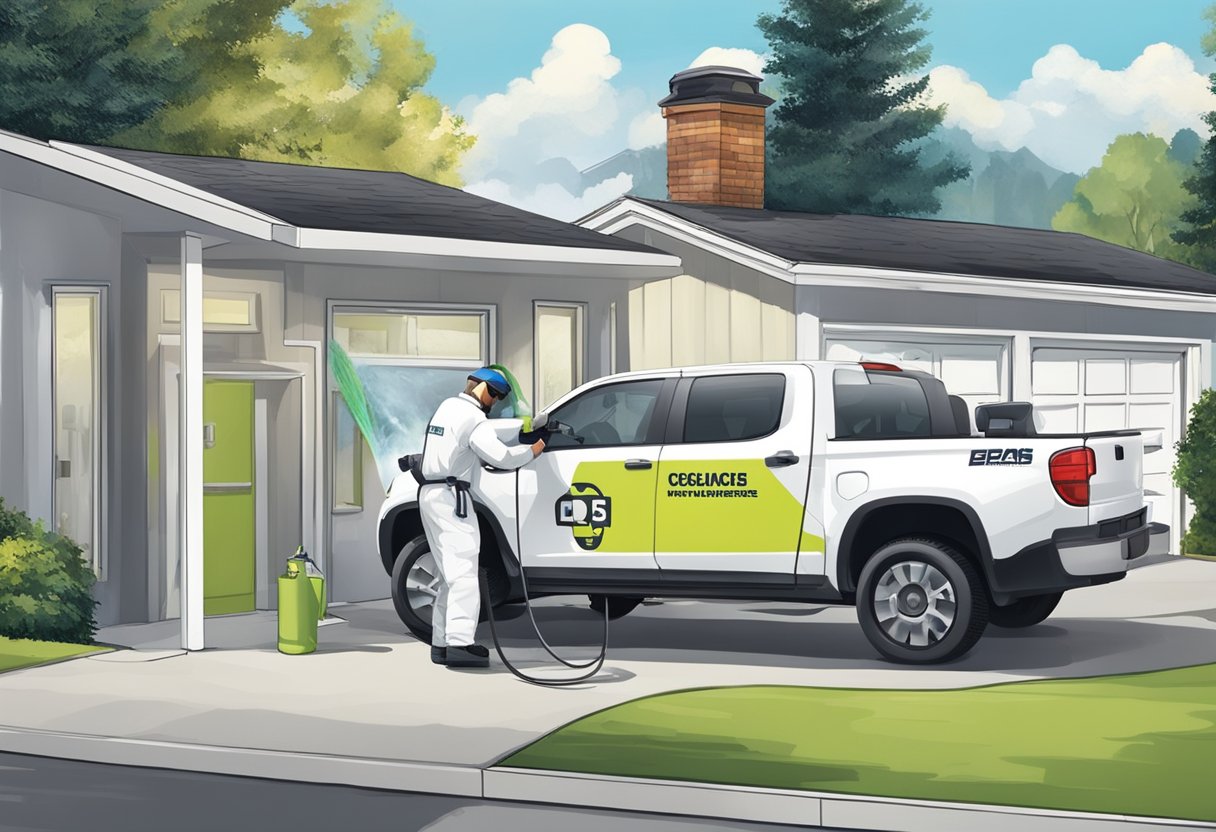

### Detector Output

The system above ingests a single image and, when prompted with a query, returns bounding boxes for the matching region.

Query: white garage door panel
[1031,347,1183,552]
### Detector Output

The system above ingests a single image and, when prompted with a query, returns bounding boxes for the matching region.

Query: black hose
[480,568,608,686]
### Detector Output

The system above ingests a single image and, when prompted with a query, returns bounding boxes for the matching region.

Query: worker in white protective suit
[416,368,545,668]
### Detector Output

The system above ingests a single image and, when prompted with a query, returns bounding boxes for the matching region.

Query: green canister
[277,555,318,655]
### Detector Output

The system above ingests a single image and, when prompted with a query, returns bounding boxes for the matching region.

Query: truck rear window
[834,371,931,439]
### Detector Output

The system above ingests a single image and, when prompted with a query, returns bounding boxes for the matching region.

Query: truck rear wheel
[989,592,1062,628]
[856,538,989,664]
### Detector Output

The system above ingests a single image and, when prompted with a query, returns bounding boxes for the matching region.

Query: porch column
[179,235,205,651]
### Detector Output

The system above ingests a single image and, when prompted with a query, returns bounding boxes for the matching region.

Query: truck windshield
[834,370,931,439]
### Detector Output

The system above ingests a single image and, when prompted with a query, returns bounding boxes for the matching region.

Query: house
[0,130,679,645]
[579,66,1216,555]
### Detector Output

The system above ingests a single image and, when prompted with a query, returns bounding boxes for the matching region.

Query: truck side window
[546,379,664,448]
[683,374,785,443]
[834,371,931,439]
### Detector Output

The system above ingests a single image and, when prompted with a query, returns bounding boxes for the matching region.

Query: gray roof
[84,144,657,254]
[634,198,1216,295]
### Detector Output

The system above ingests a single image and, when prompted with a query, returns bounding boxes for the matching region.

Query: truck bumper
[988,509,1162,601]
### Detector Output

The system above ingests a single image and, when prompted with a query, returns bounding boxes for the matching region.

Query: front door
[517,377,671,573]
[203,380,256,615]
[655,367,818,576]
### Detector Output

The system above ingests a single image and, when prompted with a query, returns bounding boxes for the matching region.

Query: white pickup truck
[377,361,1168,663]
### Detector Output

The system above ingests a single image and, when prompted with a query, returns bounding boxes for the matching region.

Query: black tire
[989,592,1062,628]
[390,534,510,643]
[588,595,643,620]
[856,537,989,664]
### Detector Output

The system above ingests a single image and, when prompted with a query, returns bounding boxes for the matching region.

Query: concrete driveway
[0,557,1212,771]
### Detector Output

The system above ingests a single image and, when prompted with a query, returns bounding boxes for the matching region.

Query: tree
[0,0,182,144]
[115,0,473,185]
[1052,132,1195,263]
[1173,388,1216,555]
[757,0,969,215]
[1173,5,1216,271]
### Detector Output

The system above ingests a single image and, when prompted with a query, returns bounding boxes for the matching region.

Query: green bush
[0,499,96,643]
[1173,388,1216,555]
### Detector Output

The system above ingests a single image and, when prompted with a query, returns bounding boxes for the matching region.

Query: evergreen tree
[1173,7,1216,271]
[757,0,968,215]
[0,0,181,143]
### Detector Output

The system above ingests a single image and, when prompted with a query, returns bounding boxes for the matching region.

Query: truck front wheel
[856,538,989,664]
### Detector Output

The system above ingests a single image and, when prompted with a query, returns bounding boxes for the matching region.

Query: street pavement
[0,752,861,832]
[0,557,1211,771]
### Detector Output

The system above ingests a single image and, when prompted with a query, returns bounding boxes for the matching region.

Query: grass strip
[506,664,1216,822]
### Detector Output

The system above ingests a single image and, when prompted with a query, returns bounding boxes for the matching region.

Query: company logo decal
[555,482,612,551]
[969,448,1034,466]
[426,425,445,437]
[666,470,758,499]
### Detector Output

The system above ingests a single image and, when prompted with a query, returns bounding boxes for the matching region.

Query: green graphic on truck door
[656,460,823,554]
[562,459,823,556]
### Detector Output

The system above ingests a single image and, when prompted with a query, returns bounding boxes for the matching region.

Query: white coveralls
[418,393,534,648]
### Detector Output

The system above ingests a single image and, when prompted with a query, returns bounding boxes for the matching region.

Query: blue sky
[400,0,1213,103]
[395,1,1216,218]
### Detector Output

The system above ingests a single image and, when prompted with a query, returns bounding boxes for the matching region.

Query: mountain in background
[577,126,1082,230]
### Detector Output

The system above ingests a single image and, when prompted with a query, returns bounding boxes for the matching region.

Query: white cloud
[690,47,766,78]
[925,43,1216,173]
[627,111,666,149]
[465,173,634,222]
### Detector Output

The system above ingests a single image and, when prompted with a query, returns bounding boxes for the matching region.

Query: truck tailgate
[1085,433,1144,523]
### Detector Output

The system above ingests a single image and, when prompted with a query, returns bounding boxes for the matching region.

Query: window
[161,289,259,332]
[52,288,105,577]
[683,374,785,443]
[546,380,664,449]
[332,393,363,511]
[333,311,485,361]
[834,371,931,439]
[535,303,585,410]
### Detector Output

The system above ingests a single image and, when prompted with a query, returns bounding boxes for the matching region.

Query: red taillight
[1050,447,1096,507]
[861,361,902,372]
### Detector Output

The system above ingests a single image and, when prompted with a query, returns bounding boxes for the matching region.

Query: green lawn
[505,664,1216,823]
[0,636,104,673]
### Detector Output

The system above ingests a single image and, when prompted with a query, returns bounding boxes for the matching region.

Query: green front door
[203,380,256,615]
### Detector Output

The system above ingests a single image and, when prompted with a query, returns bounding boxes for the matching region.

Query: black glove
[518,427,552,445]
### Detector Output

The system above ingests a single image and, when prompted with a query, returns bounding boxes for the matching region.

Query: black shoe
[445,644,490,668]
[430,646,447,665]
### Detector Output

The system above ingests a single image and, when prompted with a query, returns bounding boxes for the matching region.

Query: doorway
[203,380,255,615]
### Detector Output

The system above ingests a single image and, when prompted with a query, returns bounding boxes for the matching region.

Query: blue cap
[468,367,511,398]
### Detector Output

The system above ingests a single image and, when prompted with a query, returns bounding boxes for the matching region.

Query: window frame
[160,288,261,333]
[533,301,586,411]
[542,377,675,452]
[50,285,108,579]
[326,301,495,511]
[330,391,364,513]
[663,373,788,446]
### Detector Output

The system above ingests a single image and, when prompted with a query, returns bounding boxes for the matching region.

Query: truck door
[517,376,673,573]
[655,367,817,576]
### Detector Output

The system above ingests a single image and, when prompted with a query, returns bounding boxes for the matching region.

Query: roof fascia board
[292,226,682,268]
[0,133,278,240]
[791,262,1216,313]
[587,203,795,282]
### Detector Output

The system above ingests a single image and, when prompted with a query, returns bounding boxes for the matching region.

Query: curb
[0,726,1209,831]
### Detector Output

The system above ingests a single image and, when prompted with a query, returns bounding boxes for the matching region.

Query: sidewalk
[0,557,1212,830]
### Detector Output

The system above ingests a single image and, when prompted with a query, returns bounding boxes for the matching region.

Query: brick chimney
[659,66,775,209]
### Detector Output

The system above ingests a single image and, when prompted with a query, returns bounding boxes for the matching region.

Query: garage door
[824,337,1007,432]
[1031,348,1182,551]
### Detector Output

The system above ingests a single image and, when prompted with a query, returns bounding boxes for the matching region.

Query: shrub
[0,499,96,643]
[1173,388,1216,555]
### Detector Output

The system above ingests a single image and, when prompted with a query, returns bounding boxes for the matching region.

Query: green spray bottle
[277,548,319,655]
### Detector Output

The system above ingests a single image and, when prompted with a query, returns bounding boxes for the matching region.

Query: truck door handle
[624,459,653,470]
[765,451,800,468]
